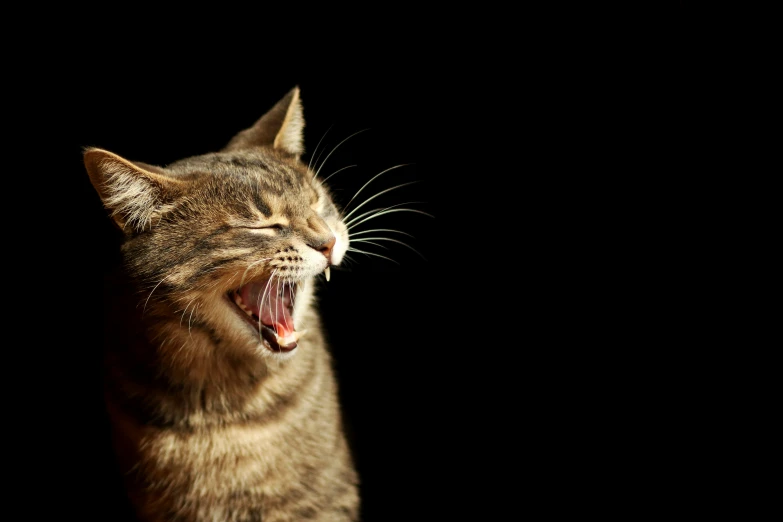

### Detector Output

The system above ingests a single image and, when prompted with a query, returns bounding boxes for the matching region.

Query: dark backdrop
[54,70,464,520]
[22,31,586,520]
[22,15,690,522]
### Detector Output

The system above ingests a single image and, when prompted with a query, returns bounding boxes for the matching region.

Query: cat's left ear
[83,147,184,233]
[222,86,305,158]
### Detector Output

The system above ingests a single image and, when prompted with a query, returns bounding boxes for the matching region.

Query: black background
[19,21,656,520]
[17,13,708,521]
[51,65,476,520]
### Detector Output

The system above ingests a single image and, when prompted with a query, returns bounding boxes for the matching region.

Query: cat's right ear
[83,147,184,233]
[221,86,305,158]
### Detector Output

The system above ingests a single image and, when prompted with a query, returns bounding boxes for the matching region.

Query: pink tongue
[239,282,295,337]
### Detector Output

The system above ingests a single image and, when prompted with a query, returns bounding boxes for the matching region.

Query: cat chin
[255,341,299,361]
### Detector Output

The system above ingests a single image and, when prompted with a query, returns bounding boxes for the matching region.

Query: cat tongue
[239,282,295,337]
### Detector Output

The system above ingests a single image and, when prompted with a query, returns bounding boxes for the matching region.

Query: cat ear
[221,86,305,157]
[83,147,184,232]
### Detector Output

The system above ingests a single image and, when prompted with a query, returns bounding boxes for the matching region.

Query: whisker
[347,228,414,238]
[258,269,278,339]
[347,205,432,230]
[321,164,357,184]
[308,124,334,173]
[188,302,197,335]
[342,164,411,214]
[350,237,427,260]
[314,128,369,180]
[345,201,423,228]
[179,298,197,329]
[288,279,296,312]
[239,257,272,289]
[227,271,242,287]
[343,181,419,222]
[347,247,400,265]
[274,277,281,332]
[144,274,172,314]
[349,239,389,250]
[283,280,292,333]
[340,253,357,268]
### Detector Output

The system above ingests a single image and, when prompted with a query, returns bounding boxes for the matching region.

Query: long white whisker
[274,277,281,332]
[314,128,369,180]
[259,269,278,339]
[350,239,389,250]
[188,303,197,335]
[342,164,410,214]
[321,164,357,184]
[350,237,427,259]
[226,271,242,287]
[283,280,292,333]
[348,208,434,230]
[144,274,171,313]
[180,298,197,328]
[341,253,357,268]
[348,228,414,238]
[308,124,334,173]
[345,201,425,228]
[343,181,419,222]
[239,257,272,289]
[347,247,400,264]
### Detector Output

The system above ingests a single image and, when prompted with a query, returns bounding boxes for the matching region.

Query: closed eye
[238,224,286,232]
[237,223,285,230]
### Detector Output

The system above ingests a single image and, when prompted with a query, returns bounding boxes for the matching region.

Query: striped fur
[84,87,359,521]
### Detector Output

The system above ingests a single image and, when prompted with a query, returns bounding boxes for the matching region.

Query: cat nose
[317,236,336,265]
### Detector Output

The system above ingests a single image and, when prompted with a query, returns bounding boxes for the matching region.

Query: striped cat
[83,87,360,521]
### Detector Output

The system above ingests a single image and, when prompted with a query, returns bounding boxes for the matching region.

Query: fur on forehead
[165,150,316,196]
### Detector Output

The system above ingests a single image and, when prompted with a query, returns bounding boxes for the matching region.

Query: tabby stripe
[252,193,271,216]
[184,257,237,284]
[224,233,278,249]
[225,155,271,170]
[104,352,317,430]
[158,225,232,269]
[172,233,232,264]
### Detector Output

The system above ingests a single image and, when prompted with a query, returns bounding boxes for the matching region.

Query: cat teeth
[233,293,253,316]
[278,329,307,346]
[324,267,330,282]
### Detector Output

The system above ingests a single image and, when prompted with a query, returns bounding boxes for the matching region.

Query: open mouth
[228,279,303,352]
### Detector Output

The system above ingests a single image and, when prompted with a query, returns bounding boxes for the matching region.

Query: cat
[83,87,361,521]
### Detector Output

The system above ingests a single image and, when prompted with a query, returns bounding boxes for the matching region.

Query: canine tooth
[324,267,330,282]
[277,329,307,346]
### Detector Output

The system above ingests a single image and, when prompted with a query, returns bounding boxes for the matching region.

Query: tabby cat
[84,87,360,521]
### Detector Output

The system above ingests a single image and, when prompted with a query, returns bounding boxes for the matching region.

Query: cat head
[84,87,349,360]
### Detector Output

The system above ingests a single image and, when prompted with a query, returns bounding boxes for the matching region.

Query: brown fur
[84,87,359,521]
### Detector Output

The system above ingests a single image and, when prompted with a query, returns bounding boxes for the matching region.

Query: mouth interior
[230,280,299,352]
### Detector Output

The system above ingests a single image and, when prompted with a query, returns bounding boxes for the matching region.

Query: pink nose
[318,236,336,264]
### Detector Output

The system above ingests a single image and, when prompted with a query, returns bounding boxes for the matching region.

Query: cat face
[153,150,349,355]
[85,88,348,359]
